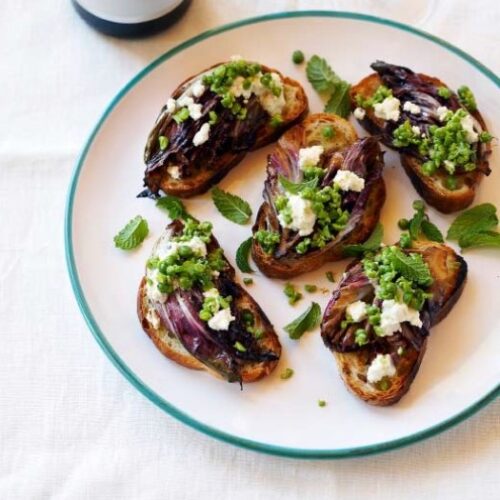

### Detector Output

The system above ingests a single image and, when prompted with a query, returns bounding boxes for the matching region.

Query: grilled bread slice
[142,61,308,198]
[138,220,281,383]
[321,240,467,405]
[252,114,386,279]
[350,61,492,213]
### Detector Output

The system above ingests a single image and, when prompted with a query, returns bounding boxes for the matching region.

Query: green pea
[398,218,410,230]
[199,310,212,321]
[444,176,458,191]
[399,233,412,249]
[322,125,334,139]
[422,161,437,176]
[178,245,193,258]
[292,50,305,64]
[412,200,425,211]
[158,135,169,150]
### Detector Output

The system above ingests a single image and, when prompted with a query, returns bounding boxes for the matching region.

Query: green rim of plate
[65,10,499,459]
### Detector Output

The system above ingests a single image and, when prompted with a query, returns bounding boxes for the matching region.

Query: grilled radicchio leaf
[262,136,384,258]
[156,272,278,383]
[143,85,268,195]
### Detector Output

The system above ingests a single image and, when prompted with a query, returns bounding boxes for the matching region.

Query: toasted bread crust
[146,64,308,198]
[252,114,385,279]
[137,231,282,383]
[321,240,467,405]
[350,72,491,213]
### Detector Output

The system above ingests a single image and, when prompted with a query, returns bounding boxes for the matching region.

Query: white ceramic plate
[65,12,500,458]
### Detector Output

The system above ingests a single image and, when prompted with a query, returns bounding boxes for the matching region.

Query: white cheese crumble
[346,300,367,322]
[411,125,421,136]
[367,354,396,384]
[460,114,479,143]
[379,299,422,337]
[333,170,365,192]
[191,80,206,98]
[208,308,236,331]
[193,123,211,146]
[203,288,220,299]
[354,107,366,120]
[177,95,193,108]
[403,101,421,115]
[436,106,450,122]
[373,97,401,121]
[298,145,324,170]
[229,71,286,116]
[175,95,203,120]
[278,194,316,237]
[166,98,176,114]
[167,165,181,180]
[443,160,456,174]
[156,236,207,261]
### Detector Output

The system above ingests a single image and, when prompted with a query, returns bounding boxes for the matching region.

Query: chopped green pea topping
[158,135,169,150]
[322,125,334,139]
[243,277,253,285]
[292,50,305,64]
[208,110,218,125]
[280,367,294,380]
[234,341,246,352]
[284,283,303,305]
[173,107,190,124]
[354,328,369,346]
[326,271,335,283]
[457,85,477,111]
[318,400,327,407]
[253,230,280,254]
[392,109,479,176]
[304,284,317,293]
[479,131,493,143]
[444,176,458,191]
[437,86,452,99]
[270,114,284,128]
[362,246,433,316]
[356,85,392,109]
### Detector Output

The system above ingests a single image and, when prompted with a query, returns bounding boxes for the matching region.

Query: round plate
[65,11,500,458]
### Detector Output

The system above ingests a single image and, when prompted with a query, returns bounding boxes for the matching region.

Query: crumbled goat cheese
[346,301,368,322]
[298,145,324,169]
[367,354,396,384]
[354,107,366,119]
[403,101,421,115]
[208,308,236,331]
[193,123,211,146]
[373,97,401,121]
[379,299,422,337]
[278,195,316,237]
[333,170,365,192]
[460,114,479,143]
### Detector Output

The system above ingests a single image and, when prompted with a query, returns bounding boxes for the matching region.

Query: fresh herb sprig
[399,200,443,248]
[156,195,190,220]
[306,55,351,118]
[343,223,384,257]
[113,216,149,250]
[236,237,254,273]
[212,187,252,224]
[447,203,500,250]
[284,302,322,339]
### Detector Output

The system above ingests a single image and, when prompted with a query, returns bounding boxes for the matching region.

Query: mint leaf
[279,175,319,194]
[306,55,340,93]
[156,195,189,220]
[284,302,321,340]
[324,81,351,118]
[409,207,424,240]
[387,247,432,286]
[236,237,254,273]
[459,230,500,249]
[343,224,384,257]
[113,216,149,250]
[212,187,252,225]
[447,203,498,240]
[421,220,444,242]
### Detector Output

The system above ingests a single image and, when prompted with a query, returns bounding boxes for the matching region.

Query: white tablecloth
[1,1,499,498]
